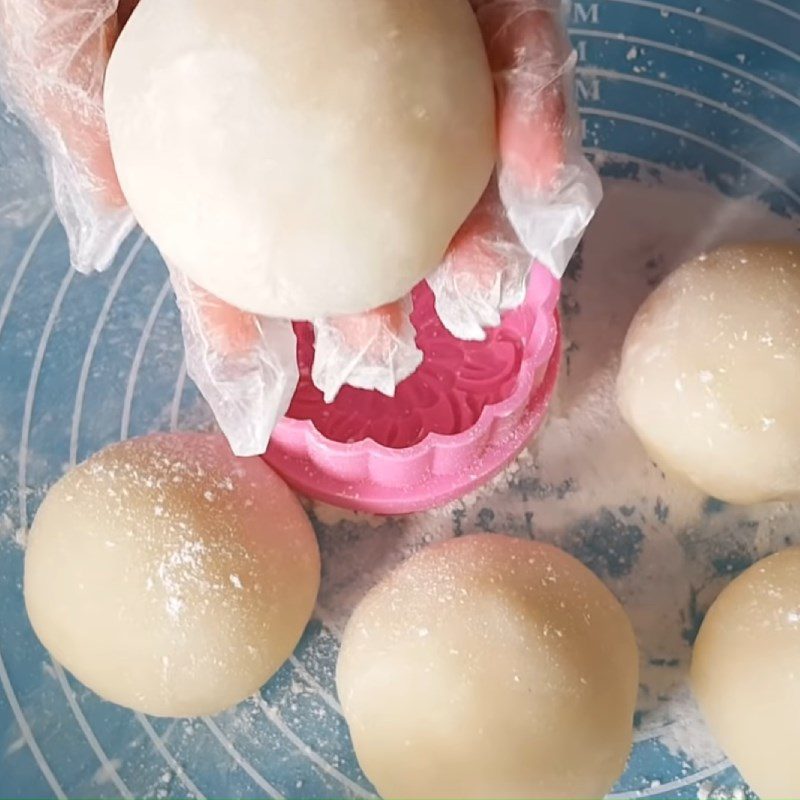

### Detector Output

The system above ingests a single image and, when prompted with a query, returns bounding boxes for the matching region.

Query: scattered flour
[92,758,124,786]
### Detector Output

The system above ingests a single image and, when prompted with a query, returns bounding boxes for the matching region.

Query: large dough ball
[336,535,639,800]
[24,433,320,717]
[104,0,496,319]
[618,242,800,504]
[692,547,800,798]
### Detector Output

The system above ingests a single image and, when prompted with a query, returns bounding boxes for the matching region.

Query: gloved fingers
[430,184,530,341]
[468,0,602,279]
[168,265,300,457]
[312,298,423,403]
[0,0,135,272]
[0,0,124,206]
[475,0,572,192]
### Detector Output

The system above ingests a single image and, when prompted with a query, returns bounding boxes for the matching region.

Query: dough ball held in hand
[336,534,639,800]
[618,242,800,504]
[104,0,497,319]
[692,547,800,799]
[24,433,320,717]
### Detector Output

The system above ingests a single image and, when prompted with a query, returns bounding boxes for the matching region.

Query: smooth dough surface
[692,547,800,798]
[24,433,320,717]
[105,0,496,319]
[336,534,639,800]
[617,242,800,504]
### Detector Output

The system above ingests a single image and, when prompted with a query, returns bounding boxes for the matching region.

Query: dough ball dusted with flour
[24,433,320,717]
[692,547,800,799]
[618,242,800,504]
[104,0,497,319]
[336,534,639,800]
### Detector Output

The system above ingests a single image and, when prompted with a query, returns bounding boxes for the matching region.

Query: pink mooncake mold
[265,263,560,514]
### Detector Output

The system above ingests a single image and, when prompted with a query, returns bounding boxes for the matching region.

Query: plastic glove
[0,0,134,272]
[0,0,301,456]
[1,0,599,450]
[312,298,422,403]
[477,0,602,274]
[428,182,530,341]
[429,0,602,341]
[169,265,299,457]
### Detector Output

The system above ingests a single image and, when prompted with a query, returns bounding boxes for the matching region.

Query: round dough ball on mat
[24,433,320,717]
[618,242,800,504]
[105,0,497,319]
[336,534,639,800]
[692,547,800,799]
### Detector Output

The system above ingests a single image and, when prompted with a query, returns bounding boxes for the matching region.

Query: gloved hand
[0,0,299,456]
[0,0,599,455]
[0,0,136,271]
[430,0,600,340]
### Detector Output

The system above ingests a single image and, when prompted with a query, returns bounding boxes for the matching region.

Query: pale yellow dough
[336,534,639,800]
[618,242,800,504]
[24,433,320,717]
[104,0,496,319]
[692,547,800,799]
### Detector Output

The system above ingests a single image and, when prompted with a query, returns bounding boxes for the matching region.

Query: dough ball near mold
[336,534,639,800]
[24,433,320,717]
[692,547,800,799]
[104,0,497,319]
[618,242,800,504]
